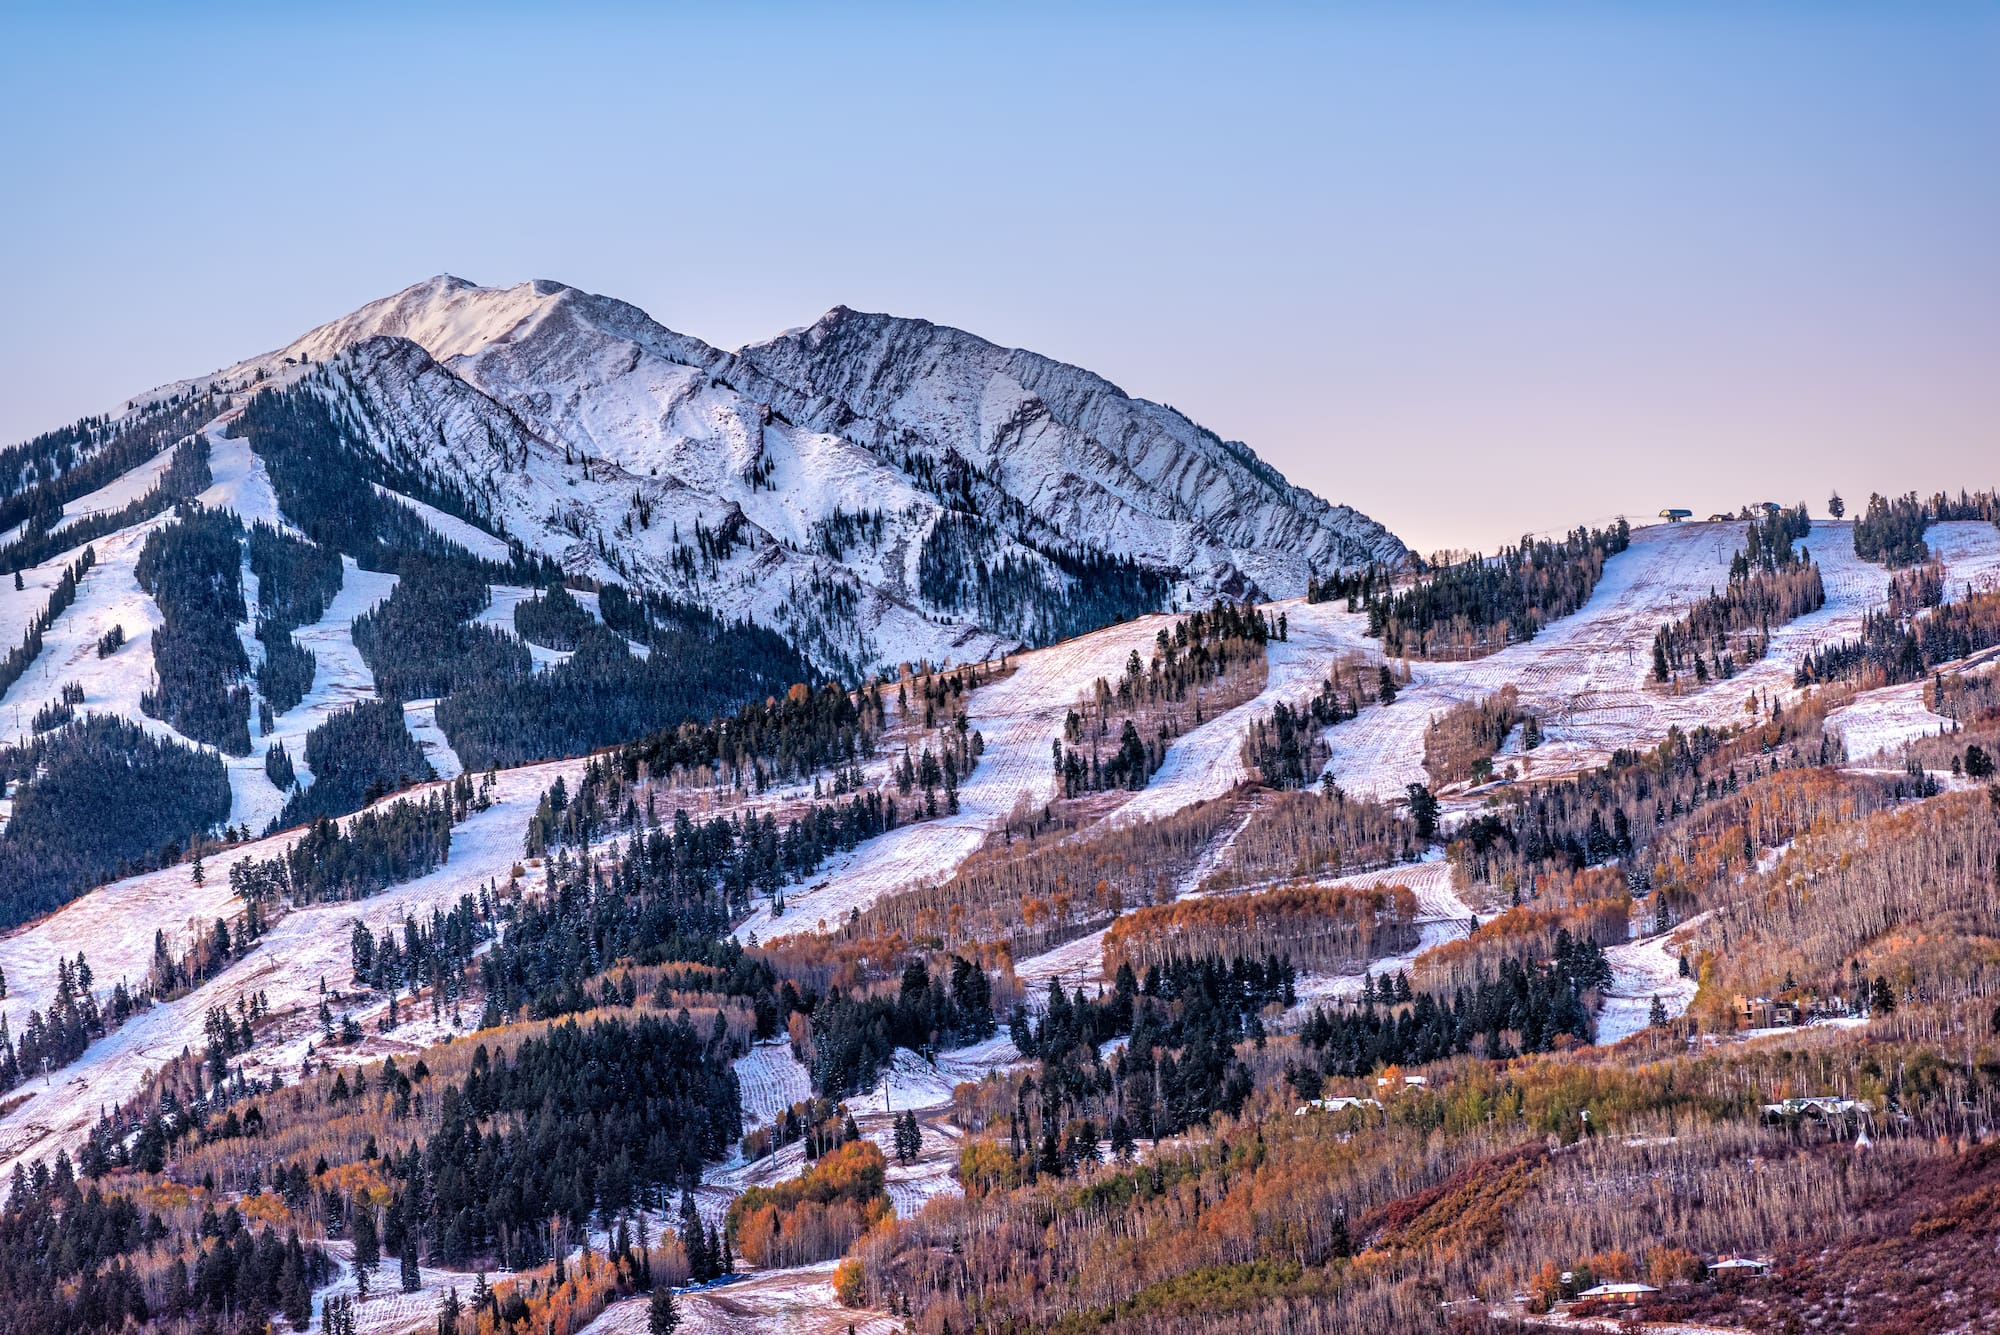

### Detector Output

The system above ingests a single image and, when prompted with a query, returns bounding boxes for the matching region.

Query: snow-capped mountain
[157,276,1405,675]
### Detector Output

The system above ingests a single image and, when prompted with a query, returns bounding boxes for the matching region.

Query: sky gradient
[2,3,1995,555]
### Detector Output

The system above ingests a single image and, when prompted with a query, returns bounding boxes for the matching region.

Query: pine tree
[680,1192,709,1281]
[353,1198,379,1269]
[281,1233,312,1329]
[401,1242,420,1292]
[1648,995,1668,1028]
[1110,1112,1135,1160]
[649,1286,681,1335]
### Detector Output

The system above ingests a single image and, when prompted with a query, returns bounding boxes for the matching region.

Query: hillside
[177,275,1405,679]
[5,288,2000,1335]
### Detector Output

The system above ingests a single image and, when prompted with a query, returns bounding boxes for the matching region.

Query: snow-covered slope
[190,275,1403,675]
[737,305,1406,591]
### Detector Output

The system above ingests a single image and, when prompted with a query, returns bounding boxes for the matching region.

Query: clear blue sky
[3,3,1995,554]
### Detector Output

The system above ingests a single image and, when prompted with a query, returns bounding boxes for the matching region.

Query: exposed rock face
[204,276,1404,673]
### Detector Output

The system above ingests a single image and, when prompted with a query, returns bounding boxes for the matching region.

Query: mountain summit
[182,276,1403,674]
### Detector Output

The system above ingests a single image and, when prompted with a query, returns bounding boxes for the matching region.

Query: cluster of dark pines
[799,956,997,1097]
[1652,507,1823,685]
[609,678,879,790]
[272,698,437,829]
[0,1147,330,1335]
[371,1014,740,1269]
[916,508,1169,646]
[352,556,530,701]
[512,582,594,649]
[243,780,463,901]
[0,953,106,1091]
[135,504,253,753]
[1796,590,2000,690]
[1290,935,1609,1084]
[1002,953,1294,1178]
[1366,520,1632,657]
[350,893,494,1003]
[438,615,818,772]
[477,830,778,1022]
[0,715,230,929]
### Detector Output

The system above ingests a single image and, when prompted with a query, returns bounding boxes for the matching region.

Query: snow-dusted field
[839,1047,961,1116]
[0,756,581,1182]
[735,1040,814,1131]
[1597,918,1705,1045]
[1112,611,1373,825]
[579,1262,901,1335]
[735,614,1173,941]
[1308,519,2000,801]
[0,523,167,750]
[49,442,179,535]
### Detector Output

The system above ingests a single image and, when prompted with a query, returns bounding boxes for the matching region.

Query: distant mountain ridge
[139,275,1405,674]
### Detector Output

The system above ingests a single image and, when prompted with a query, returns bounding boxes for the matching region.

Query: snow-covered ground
[1283,859,1476,1019]
[1597,917,1706,1045]
[840,1047,961,1116]
[230,558,403,830]
[735,616,1173,941]
[579,1262,901,1335]
[1828,646,2000,764]
[47,442,178,536]
[1310,519,2000,801]
[1112,614,1370,825]
[0,756,583,1182]
[735,1041,814,1131]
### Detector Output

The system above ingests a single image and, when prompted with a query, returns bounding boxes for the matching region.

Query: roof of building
[1294,1096,1383,1115]
[1577,1282,1660,1298]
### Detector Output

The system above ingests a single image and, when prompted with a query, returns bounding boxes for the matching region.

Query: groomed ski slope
[1319,519,2000,800]
[0,757,584,1186]
[733,614,1177,943]
[8,507,2000,1329]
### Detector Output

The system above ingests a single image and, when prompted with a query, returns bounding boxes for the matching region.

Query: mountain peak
[189,276,1403,672]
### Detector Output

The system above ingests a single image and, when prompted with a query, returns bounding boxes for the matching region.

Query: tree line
[1653,507,1823,687]
[136,503,254,754]
[0,715,231,929]
[1364,520,1632,659]
[0,544,96,704]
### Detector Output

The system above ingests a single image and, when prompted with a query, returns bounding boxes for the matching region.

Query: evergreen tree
[648,1286,681,1335]
[1404,783,1438,841]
